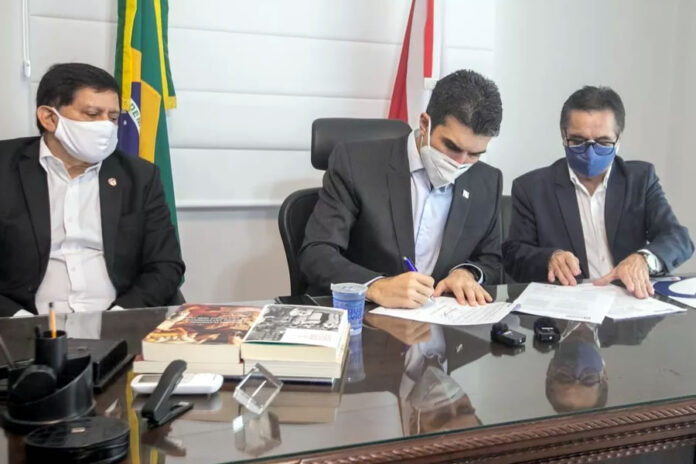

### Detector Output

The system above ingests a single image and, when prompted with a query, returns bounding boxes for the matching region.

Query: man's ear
[36,106,58,133]
[419,112,430,135]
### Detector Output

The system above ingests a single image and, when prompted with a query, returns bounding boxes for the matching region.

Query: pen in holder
[35,330,67,375]
[2,329,95,434]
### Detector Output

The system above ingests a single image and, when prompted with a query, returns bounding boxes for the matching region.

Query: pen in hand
[402,257,435,306]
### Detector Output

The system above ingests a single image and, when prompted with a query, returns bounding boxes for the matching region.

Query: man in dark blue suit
[503,86,693,298]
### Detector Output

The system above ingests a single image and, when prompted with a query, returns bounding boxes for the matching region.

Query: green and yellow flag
[115,0,178,227]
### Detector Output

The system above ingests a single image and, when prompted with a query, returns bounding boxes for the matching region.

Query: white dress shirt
[567,164,615,280]
[568,163,662,280]
[34,137,116,314]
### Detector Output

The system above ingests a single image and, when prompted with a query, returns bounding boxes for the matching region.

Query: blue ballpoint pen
[402,257,435,306]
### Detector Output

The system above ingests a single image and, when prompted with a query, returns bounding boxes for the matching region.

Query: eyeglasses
[551,367,602,387]
[565,137,618,156]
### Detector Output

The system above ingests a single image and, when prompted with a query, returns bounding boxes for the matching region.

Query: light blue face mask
[565,142,616,178]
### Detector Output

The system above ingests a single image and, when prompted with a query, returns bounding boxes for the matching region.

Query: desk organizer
[2,331,95,434]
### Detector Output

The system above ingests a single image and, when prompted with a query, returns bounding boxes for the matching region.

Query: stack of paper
[511,283,685,323]
[369,297,512,326]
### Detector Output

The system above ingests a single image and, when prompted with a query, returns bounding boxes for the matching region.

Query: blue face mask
[565,142,616,178]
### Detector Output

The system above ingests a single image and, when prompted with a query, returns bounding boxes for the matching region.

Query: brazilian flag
[115,0,178,228]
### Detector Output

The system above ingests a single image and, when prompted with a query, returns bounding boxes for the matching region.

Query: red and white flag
[388,0,442,128]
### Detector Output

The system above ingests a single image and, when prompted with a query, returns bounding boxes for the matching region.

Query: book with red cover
[142,304,261,364]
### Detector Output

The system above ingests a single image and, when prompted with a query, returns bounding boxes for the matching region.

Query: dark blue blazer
[503,157,693,283]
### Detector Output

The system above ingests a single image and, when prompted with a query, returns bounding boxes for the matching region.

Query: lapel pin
[108,177,117,187]
[462,189,470,199]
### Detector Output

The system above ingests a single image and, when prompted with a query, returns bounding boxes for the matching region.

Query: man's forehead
[436,116,490,151]
[70,87,120,107]
[566,109,617,135]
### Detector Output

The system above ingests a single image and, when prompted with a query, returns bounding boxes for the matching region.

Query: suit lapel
[386,136,415,265]
[604,159,625,255]
[99,157,123,268]
[431,170,474,279]
[553,162,589,276]
[18,140,51,266]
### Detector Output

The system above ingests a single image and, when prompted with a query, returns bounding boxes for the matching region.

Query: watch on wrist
[636,250,657,274]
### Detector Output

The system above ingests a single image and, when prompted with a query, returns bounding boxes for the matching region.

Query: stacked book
[133,304,261,376]
[241,304,350,380]
[134,303,350,382]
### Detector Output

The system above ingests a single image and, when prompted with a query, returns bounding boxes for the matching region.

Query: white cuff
[12,309,34,318]
[449,263,485,284]
[364,276,385,303]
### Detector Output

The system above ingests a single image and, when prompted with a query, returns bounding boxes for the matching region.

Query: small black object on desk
[2,330,95,434]
[24,416,129,464]
[490,322,526,347]
[140,359,193,428]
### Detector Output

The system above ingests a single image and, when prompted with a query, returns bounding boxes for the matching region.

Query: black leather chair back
[279,118,412,295]
[499,194,514,283]
[311,118,411,170]
[278,188,320,296]
[500,194,512,243]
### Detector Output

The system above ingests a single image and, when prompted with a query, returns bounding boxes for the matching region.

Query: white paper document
[604,285,686,320]
[369,297,512,326]
[512,283,614,323]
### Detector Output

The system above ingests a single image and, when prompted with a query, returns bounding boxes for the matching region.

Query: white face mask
[51,108,118,164]
[419,118,472,189]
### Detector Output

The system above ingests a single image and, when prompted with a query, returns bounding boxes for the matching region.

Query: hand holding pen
[364,259,435,309]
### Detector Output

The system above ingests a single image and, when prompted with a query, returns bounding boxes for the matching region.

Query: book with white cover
[241,304,349,363]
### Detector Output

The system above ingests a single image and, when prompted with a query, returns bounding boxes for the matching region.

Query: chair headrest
[311,118,412,170]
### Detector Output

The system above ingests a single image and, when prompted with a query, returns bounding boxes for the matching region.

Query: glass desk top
[1,283,695,463]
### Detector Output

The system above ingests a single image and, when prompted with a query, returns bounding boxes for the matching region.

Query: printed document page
[605,285,686,320]
[511,283,614,323]
[369,297,512,326]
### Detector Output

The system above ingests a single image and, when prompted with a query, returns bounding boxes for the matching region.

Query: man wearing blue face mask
[503,86,693,298]
[301,70,504,308]
[0,63,185,317]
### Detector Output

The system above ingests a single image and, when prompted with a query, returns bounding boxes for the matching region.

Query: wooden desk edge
[267,397,696,464]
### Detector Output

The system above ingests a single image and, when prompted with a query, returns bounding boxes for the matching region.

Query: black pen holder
[35,330,68,374]
[2,332,95,434]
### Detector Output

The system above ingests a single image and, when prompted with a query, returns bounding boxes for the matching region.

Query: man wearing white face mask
[0,63,185,317]
[301,70,504,308]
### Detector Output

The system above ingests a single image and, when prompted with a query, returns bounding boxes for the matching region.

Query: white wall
[0,0,494,302]
[664,0,696,272]
[1,0,693,303]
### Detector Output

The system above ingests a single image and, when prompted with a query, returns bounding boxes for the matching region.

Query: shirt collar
[567,161,612,192]
[407,130,424,174]
[39,136,102,175]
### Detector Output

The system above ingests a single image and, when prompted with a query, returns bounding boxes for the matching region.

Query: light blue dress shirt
[407,131,483,282]
[407,132,452,276]
[364,131,483,289]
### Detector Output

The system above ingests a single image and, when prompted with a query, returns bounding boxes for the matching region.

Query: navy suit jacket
[503,157,693,283]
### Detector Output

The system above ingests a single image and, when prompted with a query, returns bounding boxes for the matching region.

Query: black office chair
[499,194,515,283]
[278,118,412,295]
[500,194,512,243]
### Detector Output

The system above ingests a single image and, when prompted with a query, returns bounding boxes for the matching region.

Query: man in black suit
[0,63,185,317]
[300,70,504,308]
[503,86,693,298]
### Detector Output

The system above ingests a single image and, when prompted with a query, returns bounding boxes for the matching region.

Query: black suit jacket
[0,137,185,316]
[299,135,503,295]
[503,157,693,283]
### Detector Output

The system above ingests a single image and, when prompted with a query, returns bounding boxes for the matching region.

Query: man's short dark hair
[560,86,625,136]
[425,69,502,137]
[36,62,121,134]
